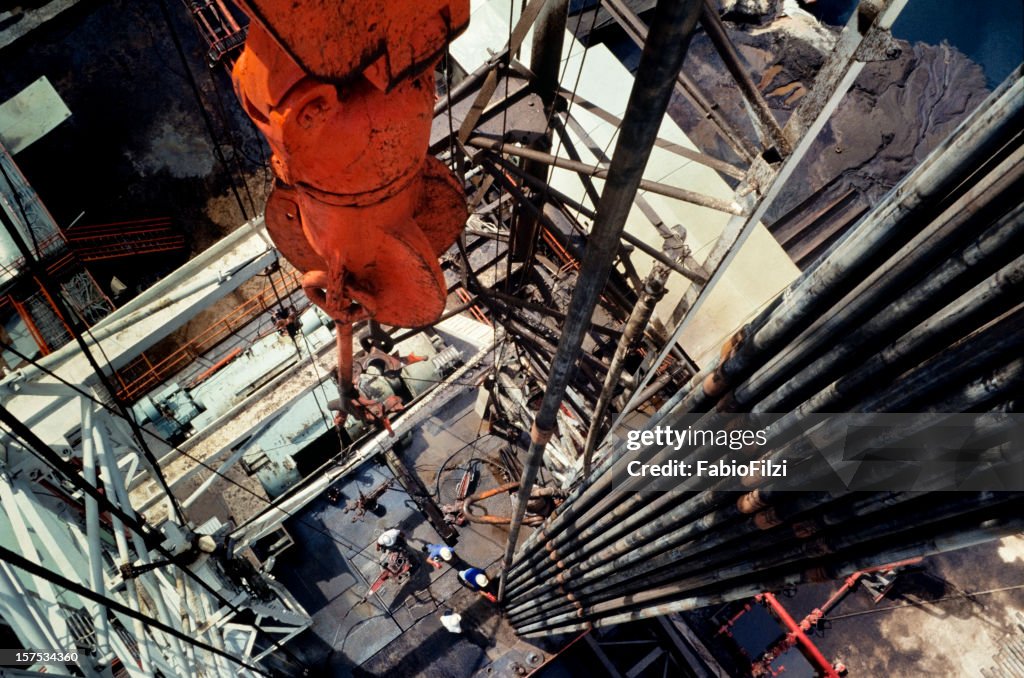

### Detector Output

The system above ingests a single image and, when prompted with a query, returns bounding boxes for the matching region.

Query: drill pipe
[755,239,1024,413]
[507,315,1023,608]
[508,244,1024,591]
[513,500,1024,635]
[741,143,1024,411]
[509,376,1024,617]
[510,396,1024,620]
[507,77,1024,579]
[497,0,705,602]
[506,490,947,623]
[668,71,1024,416]
[566,493,1019,615]
[517,513,1024,635]
[516,501,1019,634]
[582,267,669,475]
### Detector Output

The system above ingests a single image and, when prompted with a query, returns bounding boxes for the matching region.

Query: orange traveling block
[231,1,470,327]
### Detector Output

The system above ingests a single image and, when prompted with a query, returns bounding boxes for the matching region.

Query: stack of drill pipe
[505,325,1023,620]
[512,496,1024,635]
[507,351,1023,621]
[508,490,1023,628]
[504,187,1024,600]
[503,69,1024,635]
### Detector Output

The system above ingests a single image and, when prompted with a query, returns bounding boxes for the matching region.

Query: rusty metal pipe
[742,143,1024,412]
[508,344,726,580]
[635,70,1024,419]
[513,497,1024,634]
[461,482,558,526]
[769,348,1024,491]
[604,492,1019,609]
[506,373,715,584]
[508,486,981,623]
[519,507,1024,636]
[626,362,690,412]
[756,228,1024,414]
[711,71,1024,401]
[497,0,705,603]
[751,308,1024,495]
[582,267,669,475]
[506,492,839,622]
[507,489,899,618]
[650,212,1023,481]
[467,136,745,215]
[615,198,1024,515]
[698,0,789,155]
[509,319,1024,614]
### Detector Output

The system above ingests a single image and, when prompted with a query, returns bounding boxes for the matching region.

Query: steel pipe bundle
[504,68,1024,636]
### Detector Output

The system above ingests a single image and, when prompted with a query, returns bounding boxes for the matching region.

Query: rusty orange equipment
[231,0,469,408]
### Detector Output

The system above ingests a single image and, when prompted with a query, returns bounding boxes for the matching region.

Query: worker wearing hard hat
[458,566,497,602]
[439,609,463,634]
[376,527,403,551]
[425,543,455,569]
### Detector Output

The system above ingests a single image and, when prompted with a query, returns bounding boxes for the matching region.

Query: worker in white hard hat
[439,609,463,634]
[458,566,497,602]
[425,543,455,569]
[376,527,403,551]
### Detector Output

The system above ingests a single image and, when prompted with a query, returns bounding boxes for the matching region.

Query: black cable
[444,45,458,173]
[156,0,250,222]
[432,433,499,501]
[297,318,344,444]
[0,404,268,645]
[0,337,449,564]
[200,51,263,215]
[0,544,272,677]
[0,188,190,528]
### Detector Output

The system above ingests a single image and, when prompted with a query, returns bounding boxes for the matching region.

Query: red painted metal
[65,217,185,262]
[750,559,922,676]
[9,298,49,356]
[188,346,243,388]
[757,592,840,678]
[456,287,490,326]
[231,1,469,329]
[182,0,246,65]
[231,0,469,422]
